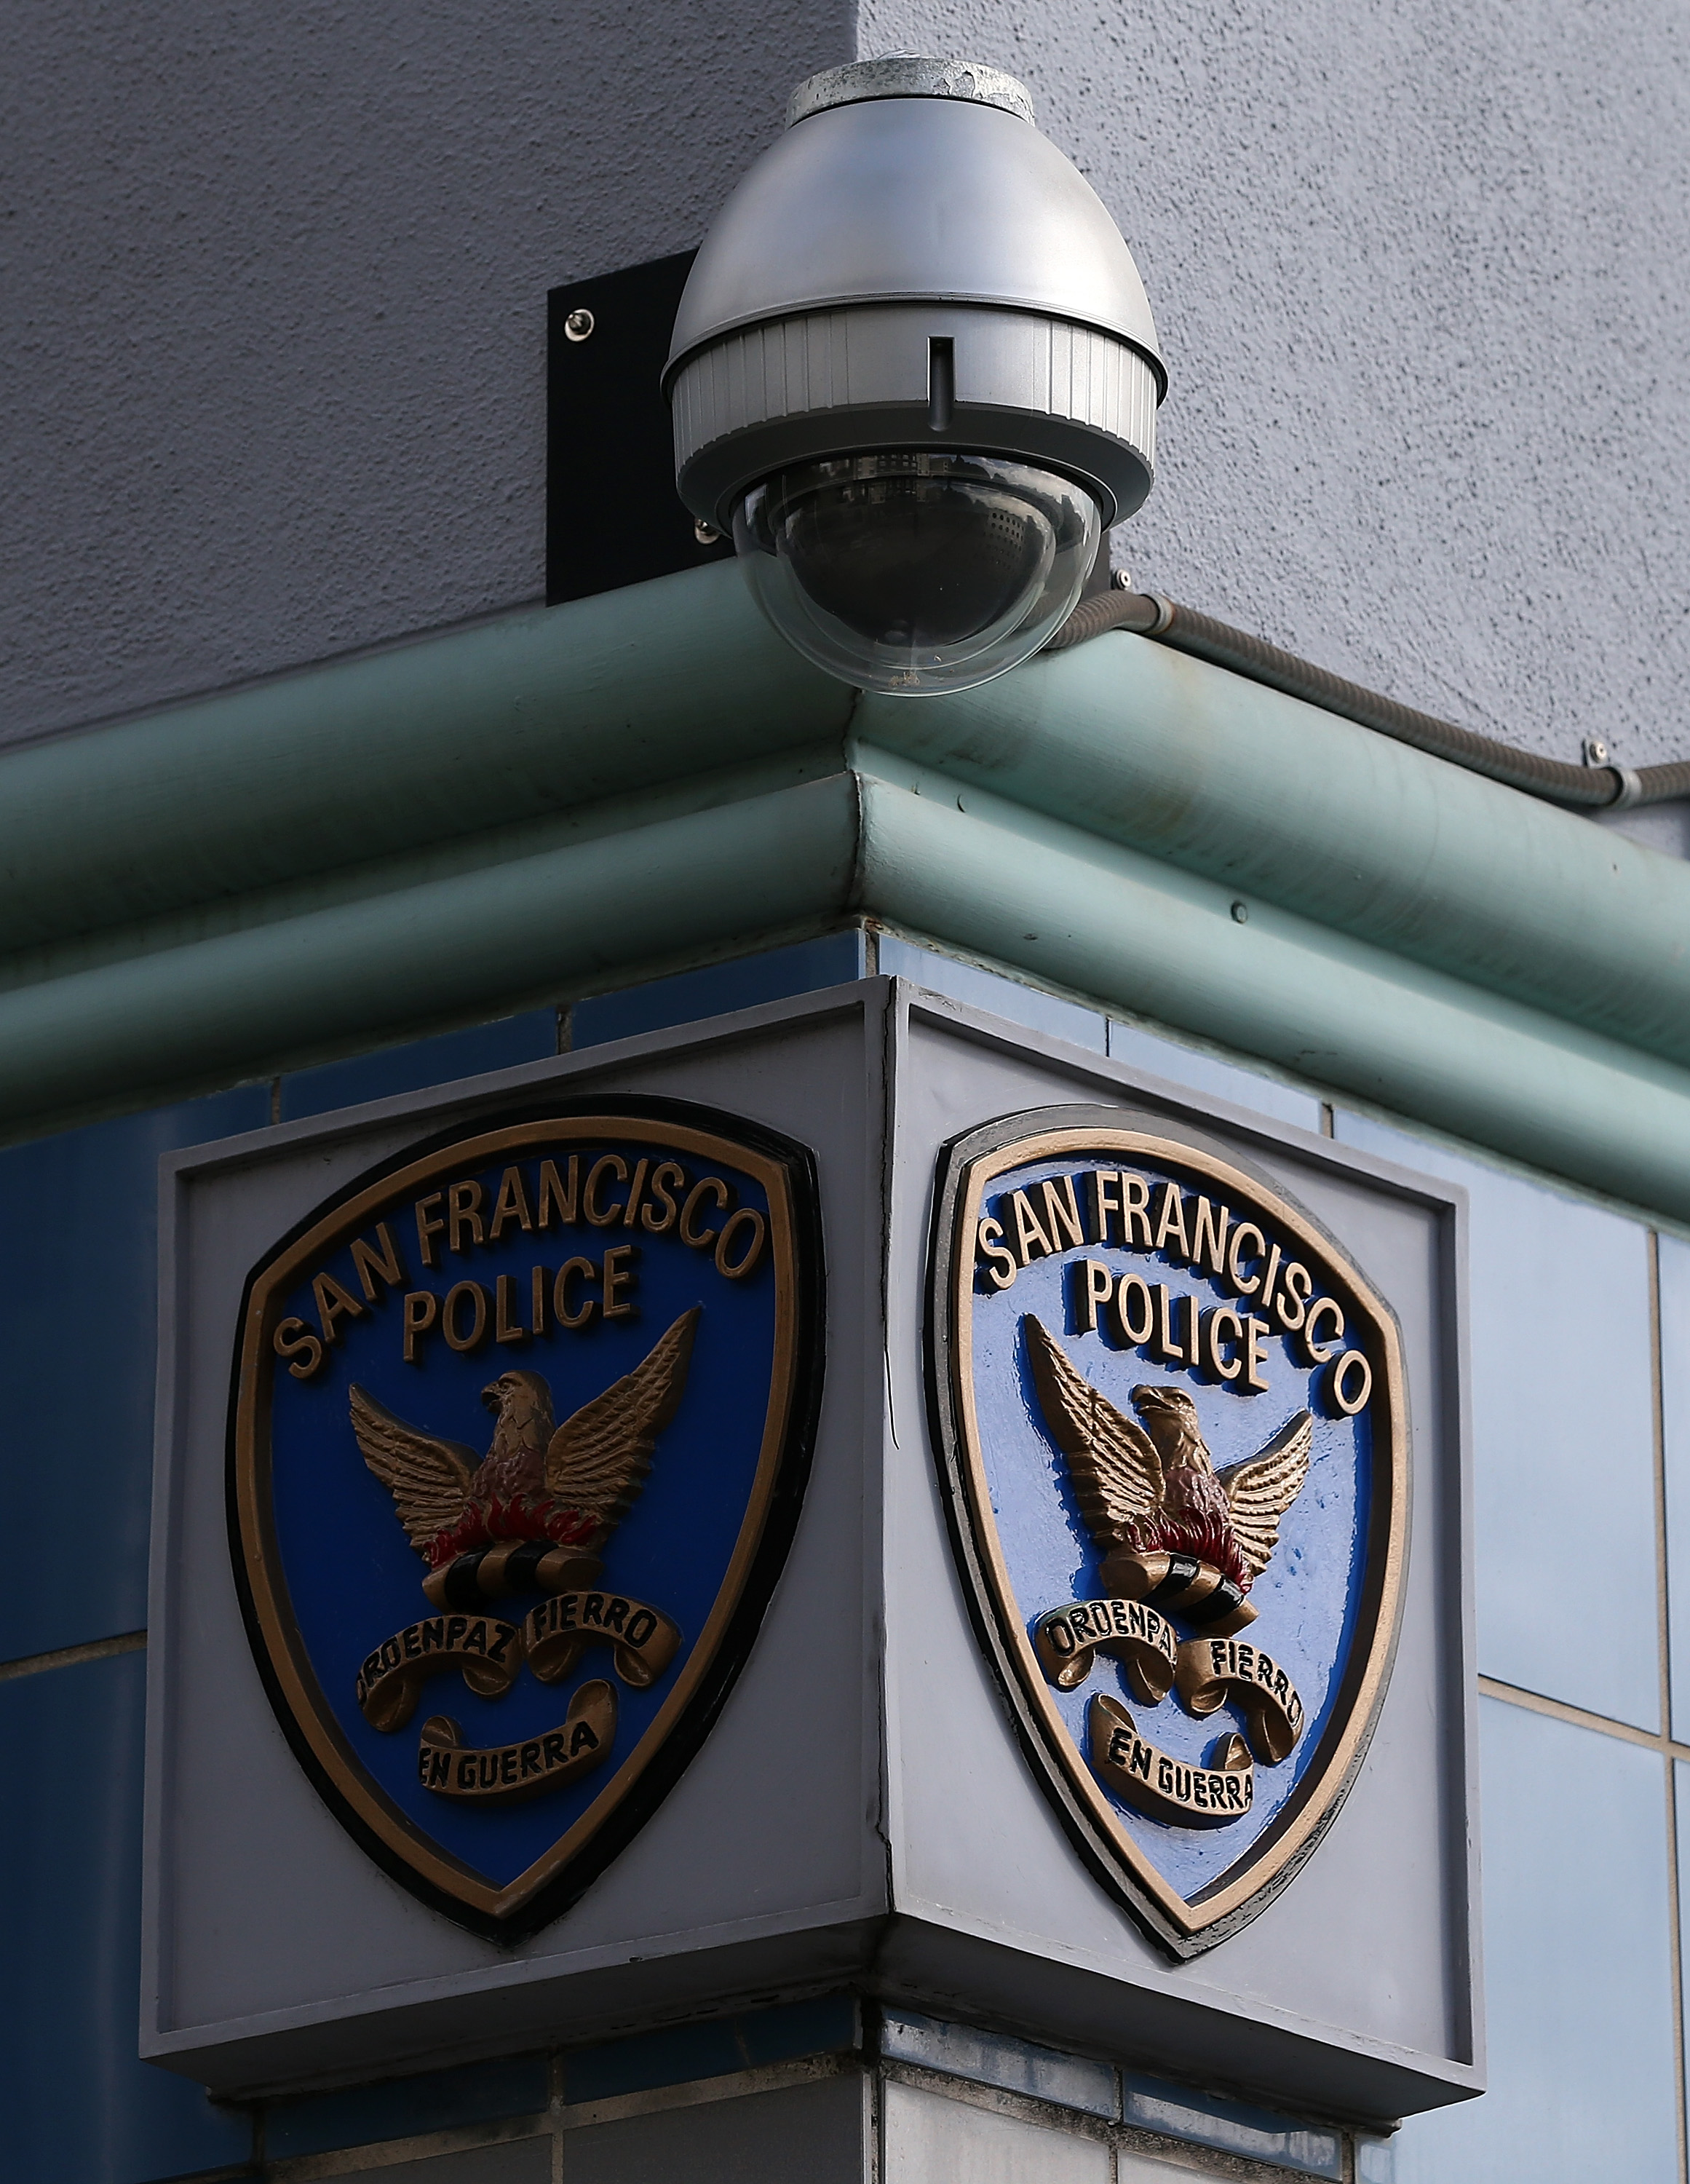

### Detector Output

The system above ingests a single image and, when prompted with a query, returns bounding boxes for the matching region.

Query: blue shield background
[262,1132,779,1888]
[967,1151,1375,1905]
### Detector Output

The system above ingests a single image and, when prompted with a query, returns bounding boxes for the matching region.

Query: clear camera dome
[731,451,1101,695]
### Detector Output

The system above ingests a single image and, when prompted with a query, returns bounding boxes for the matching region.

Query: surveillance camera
[665,55,1165,696]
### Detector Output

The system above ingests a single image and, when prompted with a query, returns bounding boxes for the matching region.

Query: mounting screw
[1582,736,1608,767]
[1231,901,1249,925]
[694,518,722,546]
[1111,567,1135,590]
[564,307,595,342]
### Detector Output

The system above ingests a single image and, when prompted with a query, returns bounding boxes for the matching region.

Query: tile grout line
[0,1629,145,1682]
[1651,1230,1690,2184]
[550,2046,566,2184]
[1475,1673,1690,1764]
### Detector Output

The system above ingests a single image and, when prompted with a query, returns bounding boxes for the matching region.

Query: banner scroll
[1089,1692,1253,1826]
[354,1613,523,1732]
[1175,1635,1304,1765]
[1034,1597,1178,1702]
[416,1680,617,1803]
[523,1590,681,1690]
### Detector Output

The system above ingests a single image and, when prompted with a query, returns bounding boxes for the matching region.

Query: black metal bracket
[546,250,735,606]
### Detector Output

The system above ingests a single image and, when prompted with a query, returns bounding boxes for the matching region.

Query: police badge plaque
[229,1099,823,1939]
[928,1107,1410,1958]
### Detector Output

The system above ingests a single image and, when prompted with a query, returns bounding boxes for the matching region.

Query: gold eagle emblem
[351,1307,699,1607]
[1024,1313,1312,1631]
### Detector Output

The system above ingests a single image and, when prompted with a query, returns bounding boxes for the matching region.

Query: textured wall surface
[0,1,851,741]
[6,0,1689,780]
[862,0,1690,774]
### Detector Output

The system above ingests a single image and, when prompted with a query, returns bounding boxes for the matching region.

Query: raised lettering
[1305,1296,1346,1363]
[1115,1273,1154,1345]
[273,1315,325,1380]
[350,1222,406,1302]
[1277,1261,1312,1331]
[1258,1241,1283,1320]
[313,1271,363,1345]
[1245,1315,1272,1391]
[715,1207,766,1279]
[583,1155,627,1226]
[681,1175,729,1248]
[1153,1182,1191,1259]
[402,1289,438,1363]
[1330,1348,1373,1415]
[1042,1174,1084,1251]
[488,1166,534,1240]
[1204,1305,1243,1381]
[494,1273,525,1344]
[1154,1283,1188,1364]
[448,1179,485,1254]
[642,1160,684,1233]
[977,1216,1017,1289]
[1190,1196,1231,1275]
[442,1280,488,1353]
[1079,1259,1114,1334]
[1091,1168,1122,1245]
[1228,1221,1266,1294]
[603,1243,637,1318]
[553,1256,598,1329]
[537,1157,579,1228]
[1009,1188,1054,1265]
[414,1191,445,1268]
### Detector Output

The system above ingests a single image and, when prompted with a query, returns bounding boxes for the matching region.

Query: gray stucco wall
[1,1,852,740]
[6,1,1689,791]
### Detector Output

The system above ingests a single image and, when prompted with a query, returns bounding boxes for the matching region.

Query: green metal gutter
[854,758,1690,1219]
[0,562,846,955]
[864,640,1690,1072]
[0,777,860,1127]
[4,562,1690,1219]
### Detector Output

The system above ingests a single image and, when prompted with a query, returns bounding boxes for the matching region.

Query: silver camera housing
[665,57,1166,536]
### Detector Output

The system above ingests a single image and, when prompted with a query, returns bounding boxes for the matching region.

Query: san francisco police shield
[928,1107,1408,1957]
[230,1098,822,1939]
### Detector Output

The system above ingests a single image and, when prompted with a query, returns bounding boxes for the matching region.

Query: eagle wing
[349,1385,477,1559]
[1023,1315,1165,1542]
[1217,1410,1314,1579]
[544,1306,700,1526]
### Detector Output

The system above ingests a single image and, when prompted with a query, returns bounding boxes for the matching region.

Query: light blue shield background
[264,1134,778,1887]
[969,1152,1376,1904]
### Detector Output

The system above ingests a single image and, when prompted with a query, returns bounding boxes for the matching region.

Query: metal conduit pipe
[1047,588,1690,812]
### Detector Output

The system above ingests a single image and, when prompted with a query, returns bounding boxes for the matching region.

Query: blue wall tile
[1333,1115,1659,1729]
[1355,2133,1395,2182]
[1107,1021,1324,1132]
[1661,1239,1690,1742]
[279,1011,558,1122]
[571,933,867,1048]
[560,1997,857,2105]
[1678,1760,1690,2113]
[737,1995,859,2068]
[0,1651,254,2183]
[1392,1699,1678,2182]
[881,2011,1115,2118]
[0,1086,271,1662]
[266,2053,548,2159]
[1119,2075,1340,2177]
[877,935,1106,1051]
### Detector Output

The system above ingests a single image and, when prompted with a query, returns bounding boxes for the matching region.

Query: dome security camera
[665,55,1165,697]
